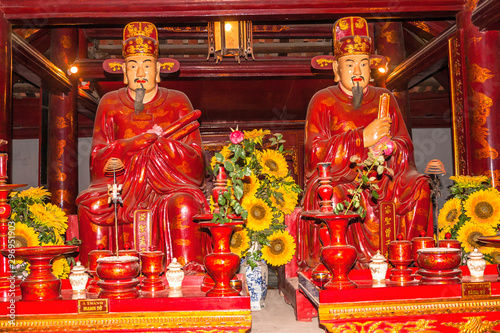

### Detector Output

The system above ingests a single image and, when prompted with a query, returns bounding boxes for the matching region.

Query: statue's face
[333,54,371,93]
[123,55,160,94]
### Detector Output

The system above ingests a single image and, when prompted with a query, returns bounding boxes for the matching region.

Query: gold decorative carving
[442,316,500,333]
[338,19,349,31]
[323,319,439,333]
[411,21,430,33]
[1,310,251,332]
[319,298,500,321]
[159,62,175,70]
[469,63,495,83]
[107,62,123,71]
[316,58,334,67]
[470,89,497,160]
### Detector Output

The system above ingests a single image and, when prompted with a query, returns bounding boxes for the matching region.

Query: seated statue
[301,17,431,268]
[76,22,208,270]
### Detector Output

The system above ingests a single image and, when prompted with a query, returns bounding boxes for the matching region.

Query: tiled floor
[251,288,325,332]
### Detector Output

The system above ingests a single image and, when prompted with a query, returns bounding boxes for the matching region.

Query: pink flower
[383,140,395,156]
[230,130,245,144]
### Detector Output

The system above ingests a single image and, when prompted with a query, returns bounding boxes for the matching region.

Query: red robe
[76,87,208,268]
[302,85,431,268]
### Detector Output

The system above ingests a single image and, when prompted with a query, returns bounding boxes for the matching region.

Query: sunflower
[14,222,40,247]
[261,230,296,266]
[464,189,500,227]
[271,187,298,215]
[230,226,250,257]
[258,149,288,178]
[438,197,462,230]
[51,255,70,279]
[244,129,271,144]
[241,174,261,198]
[29,202,68,234]
[242,197,273,231]
[450,175,489,188]
[489,251,500,264]
[456,221,494,253]
[18,187,51,201]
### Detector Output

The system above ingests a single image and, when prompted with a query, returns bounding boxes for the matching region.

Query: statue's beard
[134,83,146,115]
[352,81,364,110]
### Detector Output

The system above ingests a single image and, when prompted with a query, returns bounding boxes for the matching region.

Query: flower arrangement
[333,140,394,217]
[9,187,80,279]
[438,175,500,263]
[210,128,301,268]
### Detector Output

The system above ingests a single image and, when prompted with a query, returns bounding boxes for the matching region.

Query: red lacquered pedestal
[298,265,500,333]
[1,246,78,301]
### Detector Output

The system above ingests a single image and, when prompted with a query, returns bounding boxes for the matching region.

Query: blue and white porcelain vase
[240,243,268,311]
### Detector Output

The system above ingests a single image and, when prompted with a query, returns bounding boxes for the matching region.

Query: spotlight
[68,65,78,75]
[378,67,386,74]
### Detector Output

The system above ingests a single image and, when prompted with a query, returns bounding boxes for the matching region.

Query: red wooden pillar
[48,28,79,214]
[374,22,413,135]
[457,3,500,186]
[0,12,12,170]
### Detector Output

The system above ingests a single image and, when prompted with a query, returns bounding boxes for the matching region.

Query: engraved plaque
[78,299,109,314]
[462,282,491,298]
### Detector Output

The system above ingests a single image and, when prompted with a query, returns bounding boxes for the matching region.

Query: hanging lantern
[207,21,254,64]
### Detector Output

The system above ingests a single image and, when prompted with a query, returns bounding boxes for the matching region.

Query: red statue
[302,17,431,268]
[76,22,208,270]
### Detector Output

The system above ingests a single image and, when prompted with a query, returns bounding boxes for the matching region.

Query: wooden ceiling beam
[12,32,72,93]
[2,0,464,26]
[83,24,333,40]
[472,0,500,31]
[74,58,331,80]
[386,23,456,91]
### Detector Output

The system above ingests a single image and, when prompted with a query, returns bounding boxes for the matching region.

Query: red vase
[1,246,79,301]
[200,221,242,297]
[319,214,358,290]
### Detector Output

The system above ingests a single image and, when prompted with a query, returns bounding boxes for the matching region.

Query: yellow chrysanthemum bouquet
[210,128,301,268]
[9,187,80,279]
[438,175,500,263]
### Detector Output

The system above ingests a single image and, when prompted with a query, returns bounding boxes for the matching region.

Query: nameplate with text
[78,299,109,314]
[462,282,491,298]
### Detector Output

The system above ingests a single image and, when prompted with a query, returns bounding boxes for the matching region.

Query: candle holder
[140,247,166,292]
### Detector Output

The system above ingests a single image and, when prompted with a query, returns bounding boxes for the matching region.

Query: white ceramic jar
[69,261,89,292]
[165,258,184,289]
[467,248,486,278]
[369,251,388,281]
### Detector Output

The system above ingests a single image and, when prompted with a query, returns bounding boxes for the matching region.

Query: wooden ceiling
[3,0,482,138]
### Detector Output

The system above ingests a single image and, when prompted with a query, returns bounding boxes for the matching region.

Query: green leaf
[371,190,379,199]
[234,185,244,200]
[362,175,369,183]
[224,161,234,172]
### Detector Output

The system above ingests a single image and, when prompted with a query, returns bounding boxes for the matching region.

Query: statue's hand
[124,132,158,151]
[363,117,391,148]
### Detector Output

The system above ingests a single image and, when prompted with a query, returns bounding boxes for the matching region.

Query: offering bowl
[417,247,462,285]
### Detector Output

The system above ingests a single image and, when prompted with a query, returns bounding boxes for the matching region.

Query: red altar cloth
[298,265,500,332]
[0,275,251,332]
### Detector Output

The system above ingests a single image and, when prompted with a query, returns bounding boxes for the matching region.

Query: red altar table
[298,265,500,332]
[0,275,251,332]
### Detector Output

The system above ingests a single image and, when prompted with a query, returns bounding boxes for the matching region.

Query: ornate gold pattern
[412,21,431,33]
[469,63,495,83]
[1,310,251,332]
[354,18,365,29]
[448,33,468,175]
[126,23,155,38]
[470,89,497,159]
[319,298,500,320]
[442,316,500,333]
[159,62,175,70]
[107,62,123,72]
[55,116,67,129]
[316,58,334,67]
[338,19,349,31]
[323,319,439,333]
